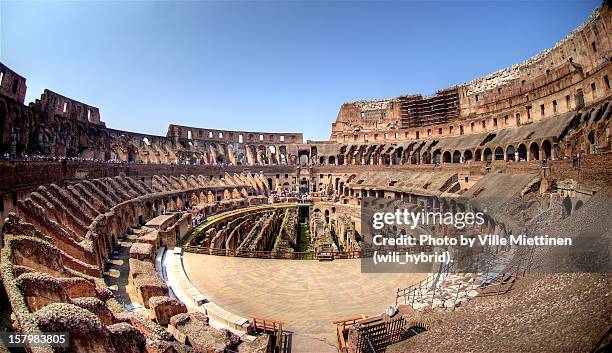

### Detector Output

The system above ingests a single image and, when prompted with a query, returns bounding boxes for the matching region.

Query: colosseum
[0,3,610,353]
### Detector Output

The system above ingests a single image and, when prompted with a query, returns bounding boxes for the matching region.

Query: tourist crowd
[191,212,207,227]
[2,153,134,164]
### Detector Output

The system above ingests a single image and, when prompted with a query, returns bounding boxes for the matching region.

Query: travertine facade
[331,5,611,144]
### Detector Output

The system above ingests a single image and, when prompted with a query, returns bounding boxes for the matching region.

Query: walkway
[104,234,146,313]
[183,254,428,352]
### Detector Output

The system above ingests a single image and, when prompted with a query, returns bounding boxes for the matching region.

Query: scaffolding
[399,88,460,128]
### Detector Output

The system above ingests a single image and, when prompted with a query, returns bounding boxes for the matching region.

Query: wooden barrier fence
[252,317,284,352]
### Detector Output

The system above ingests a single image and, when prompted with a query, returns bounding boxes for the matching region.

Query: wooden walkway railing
[252,316,283,333]
[334,316,366,353]
[252,317,284,352]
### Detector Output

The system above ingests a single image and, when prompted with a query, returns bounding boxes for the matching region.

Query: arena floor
[183,254,428,352]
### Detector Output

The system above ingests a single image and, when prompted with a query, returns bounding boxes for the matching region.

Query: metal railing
[395,261,454,306]
[396,245,535,309]
[183,245,364,260]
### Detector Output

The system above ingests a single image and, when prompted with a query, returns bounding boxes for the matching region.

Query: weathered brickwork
[0,4,610,353]
[331,5,612,143]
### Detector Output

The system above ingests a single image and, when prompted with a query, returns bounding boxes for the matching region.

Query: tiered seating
[0,172,272,352]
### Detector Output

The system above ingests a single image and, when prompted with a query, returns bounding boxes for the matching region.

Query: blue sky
[1,1,600,141]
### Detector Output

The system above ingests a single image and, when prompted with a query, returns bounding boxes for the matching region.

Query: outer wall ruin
[0,3,611,353]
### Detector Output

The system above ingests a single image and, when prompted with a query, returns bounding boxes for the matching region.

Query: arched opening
[483,148,493,162]
[394,147,404,165]
[128,145,138,163]
[452,150,461,163]
[442,151,451,164]
[433,149,441,164]
[421,151,431,164]
[530,142,540,160]
[298,150,310,165]
[401,147,412,164]
[299,177,309,194]
[542,140,552,159]
[506,145,516,161]
[474,149,482,161]
[464,150,473,162]
[494,147,504,160]
[319,156,326,164]
[311,146,318,159]
[279,146,287,164]
[575,200,584,211]
[409,150,420,164]
[257,145,268,165]
[563,196,572,217]
[329,156,336,165]
[237,153,245,165]
[518,144,527,161]
[382,154,391,166]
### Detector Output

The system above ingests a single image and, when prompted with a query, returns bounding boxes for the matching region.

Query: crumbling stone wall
[29,89,102,125]
[330,4,612,144]
[148,296,187,326]
[0,171,272,352]
[0,5,609,352]
[1,6,611,169]
[0,62,26,103]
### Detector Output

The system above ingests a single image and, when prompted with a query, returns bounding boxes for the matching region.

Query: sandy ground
[183,254,428,352]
